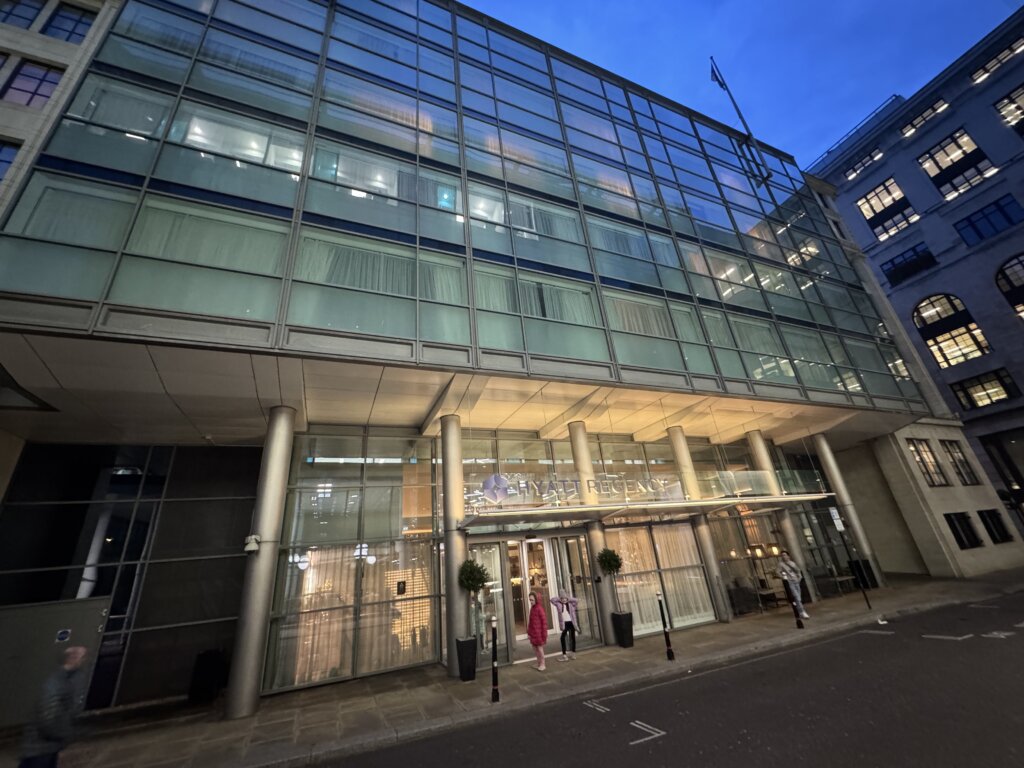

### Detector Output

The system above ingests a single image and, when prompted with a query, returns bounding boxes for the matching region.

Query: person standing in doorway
[778,551,810,619]
[19,646,88,768]
[550,589,579,661]
[527,591,548,671]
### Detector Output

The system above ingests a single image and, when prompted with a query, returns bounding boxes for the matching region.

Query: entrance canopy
[459,492,832,529]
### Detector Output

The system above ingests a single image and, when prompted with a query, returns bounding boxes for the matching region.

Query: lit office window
[1,61,63,108]
[995,84,1024,134]
[924,324,990,368]
[856,178,918,241]
[912,294,990,368]
[971,36,1024,84]
[978,509,1013,544]
[917,129,996,200]
[880,243,937,287]
[940,440,981,486]
[900,99,948,137]
[954,194,1024,246]
[944,512,983,549]
[42,3,96,44]
[951,369,1020,410]
[906,438,951,487]
[995,254,1024,319]
[0,0,43,29]
[843,148,883,181]
[0,141,17,180]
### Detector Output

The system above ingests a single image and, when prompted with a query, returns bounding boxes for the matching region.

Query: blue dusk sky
[463,0,1020,168]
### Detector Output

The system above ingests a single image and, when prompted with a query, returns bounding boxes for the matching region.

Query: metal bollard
[785,582,805,629]
[655,591,675,661]
[490,615,499,703]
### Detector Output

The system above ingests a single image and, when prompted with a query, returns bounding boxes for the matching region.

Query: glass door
[467,541,509,666]
[550,534,601,646]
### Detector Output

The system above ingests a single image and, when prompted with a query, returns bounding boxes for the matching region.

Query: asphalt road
[339,592,1024,767]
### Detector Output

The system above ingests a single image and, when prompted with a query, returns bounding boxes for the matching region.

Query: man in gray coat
[19,646,88,768]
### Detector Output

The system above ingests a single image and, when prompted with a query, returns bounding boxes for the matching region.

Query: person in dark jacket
[19,646,88,768]
[550,589,579,661]
[526,591,548,671]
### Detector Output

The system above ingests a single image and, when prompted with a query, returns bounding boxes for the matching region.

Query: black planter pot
[610,612,633,648]
[455,637,477,681]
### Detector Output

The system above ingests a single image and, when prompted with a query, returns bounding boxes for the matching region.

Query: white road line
[969,604,1000,609]
[981,631,1015,639]
[858,629,895,635]
[1013,621,1024,628]
[582,700,610,713]
[921,634,973,641]
[628,721,666,745]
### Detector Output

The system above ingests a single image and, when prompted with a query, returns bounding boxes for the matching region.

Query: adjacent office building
[0,0,1020,723]
[810,8,1024,524]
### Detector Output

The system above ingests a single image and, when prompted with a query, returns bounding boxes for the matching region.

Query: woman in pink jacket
[526,591,548,671]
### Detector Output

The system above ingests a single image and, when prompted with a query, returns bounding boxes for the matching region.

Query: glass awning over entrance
[458,493,833,529]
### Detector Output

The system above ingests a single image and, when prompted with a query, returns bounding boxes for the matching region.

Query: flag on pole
[710,58,727,91]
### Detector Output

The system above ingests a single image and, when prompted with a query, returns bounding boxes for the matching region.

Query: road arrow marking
[583,700,609,713]
[629,721,666,745]
[1013,621,1024,628]
[981,631,1014,639]
[921,634,973,641]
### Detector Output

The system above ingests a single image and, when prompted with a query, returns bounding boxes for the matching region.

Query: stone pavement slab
[4,569,1024,768]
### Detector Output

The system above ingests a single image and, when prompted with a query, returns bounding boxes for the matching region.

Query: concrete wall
[835,442,928,575]
[872,420,1024,578]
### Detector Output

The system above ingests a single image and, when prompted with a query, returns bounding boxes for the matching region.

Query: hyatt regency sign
[468,472,674,507]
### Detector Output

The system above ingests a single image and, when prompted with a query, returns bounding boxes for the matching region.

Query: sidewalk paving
[7,569,1024,768]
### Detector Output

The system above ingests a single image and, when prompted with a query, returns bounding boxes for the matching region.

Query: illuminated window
[951,369,1020,410]
[925,324,990,368]
[843,147,883,181]
[995,254,1024,319]
[940,441,981,486]
[880,242,937,287]
[900,99,948,138]
[972,36,1024,84]
[954,194,1024,246]
[906,438,950,487]
[856,178,917,241]
[995,84,1024,133]
[912,294,966,328]
[918,129,995,200]
[944,512,982,549]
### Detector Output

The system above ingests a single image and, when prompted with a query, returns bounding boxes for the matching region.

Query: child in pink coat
[526,591,548,670]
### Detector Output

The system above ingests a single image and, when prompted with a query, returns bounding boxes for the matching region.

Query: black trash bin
[189,649,228,704]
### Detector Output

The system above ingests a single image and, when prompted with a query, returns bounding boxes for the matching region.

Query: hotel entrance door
[468,533,601,666]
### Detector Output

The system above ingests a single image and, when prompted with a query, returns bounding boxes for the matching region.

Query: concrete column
[667,426,701,500]
[227,406,295,720]
[667,427,730,621]
[568,421,617,645]
[813,432,884,586]
[441,414,468,677]
[745,429,782,496]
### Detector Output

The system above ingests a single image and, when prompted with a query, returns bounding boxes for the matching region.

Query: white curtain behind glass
[519,279,596,325]
[297,233,415,295]
[606,295,673,337]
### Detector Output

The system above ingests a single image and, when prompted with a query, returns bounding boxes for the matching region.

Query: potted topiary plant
[597,547,633,648]
[456,559,490,681]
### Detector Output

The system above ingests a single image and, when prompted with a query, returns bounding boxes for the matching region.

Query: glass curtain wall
[0,444,261,709]
[266,430,440,691]
[707,511,789,616]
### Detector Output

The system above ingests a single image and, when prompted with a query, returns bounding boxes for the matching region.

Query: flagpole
[710,56,773,183]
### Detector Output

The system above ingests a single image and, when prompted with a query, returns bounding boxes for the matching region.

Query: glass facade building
[1,0,1020,721]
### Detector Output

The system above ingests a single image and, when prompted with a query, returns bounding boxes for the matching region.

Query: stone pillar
[668,427,730,621]
[227,406,296,719]
[441,414,468,676]
[568,421,617,645]
[813,432,885,586]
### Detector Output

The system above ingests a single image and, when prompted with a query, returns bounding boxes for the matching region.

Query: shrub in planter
[597,547,633,648]
[455,559,490,681]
